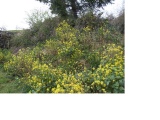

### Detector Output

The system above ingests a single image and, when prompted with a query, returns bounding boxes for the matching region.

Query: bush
[75,44,124,93]
[10,10,61,47]
[0,31,13,49]
[4,47,42,77]
[75,12,123,44]
[75,11,105,30]
[0,49,12,64]
[10,29,32,47]
[108,8,125,34]
[4,21,124,93]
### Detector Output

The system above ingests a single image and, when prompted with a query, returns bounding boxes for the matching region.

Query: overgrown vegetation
[0,49,23,93]
[0,8,124,93]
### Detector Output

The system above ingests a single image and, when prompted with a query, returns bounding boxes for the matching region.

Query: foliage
[0,69,22,93]
[26,9,53,28]
[75,11,104,30]
[10,9,124,48]
[0,49,12,64]
[107,6,125,34]
[0,49,22,93]
[113,10,125,34]
[0,31,13,49]
[10,29,33,47]
[4,21,124,93]
[36,0,114,19]
[10,10,61,47]
[75,11,124,45]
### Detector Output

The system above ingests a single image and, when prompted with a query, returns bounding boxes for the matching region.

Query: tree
[36,0,114,19]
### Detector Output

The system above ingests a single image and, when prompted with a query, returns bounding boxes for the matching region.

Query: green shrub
[0,49,12,64]
[10,29,33,47]
[75,11,105,30]
[4,21,124,93]
[4,47,42,77]
[108,8,125,34]
[76,44,124,93]
[10,10,61,47]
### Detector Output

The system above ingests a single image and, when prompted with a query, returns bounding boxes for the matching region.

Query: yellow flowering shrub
[4,21,124,93]
[4,48,34,76]
[74,44,124,93]
[25,64,84,93]
[56,20,77,41]
[51,73,84,93]
[4,46,44,76]
[26,64,62,93]
[91,44,124,93]
[44,21,84,72]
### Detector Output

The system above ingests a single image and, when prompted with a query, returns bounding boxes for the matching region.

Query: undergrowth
[3,21,124,93]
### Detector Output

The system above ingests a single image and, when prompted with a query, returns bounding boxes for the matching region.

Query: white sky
[0,0,124,30]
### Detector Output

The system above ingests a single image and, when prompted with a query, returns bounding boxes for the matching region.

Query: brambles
[4,21,124,93]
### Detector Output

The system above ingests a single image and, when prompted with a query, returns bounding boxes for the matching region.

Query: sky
[0,0,124,30]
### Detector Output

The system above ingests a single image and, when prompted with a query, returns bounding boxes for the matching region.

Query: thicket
[10,10,59,47]
[107,7,125,34]
[0,8,125,93]
[10,10,124,48]
[3,19,124,93]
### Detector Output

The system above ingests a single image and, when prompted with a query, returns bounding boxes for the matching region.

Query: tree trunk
[70,0,78,19]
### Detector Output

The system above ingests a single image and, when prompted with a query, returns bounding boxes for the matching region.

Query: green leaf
[97,86,101,90]
[106,81,110,85]
[115,82,119,87]
[119,87,124,91]
[116,76,121,79]
[119,79,124,86]
[104,79,110,85]
[110,75,115,80]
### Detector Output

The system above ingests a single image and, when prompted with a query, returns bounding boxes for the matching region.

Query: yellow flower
[57,84,60,88]
[105,70,110,75]
[101,81,103,85]
[47,88,50,92]
[102,89,106,93]
[70,90,74,93]
[38,83,42,86]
